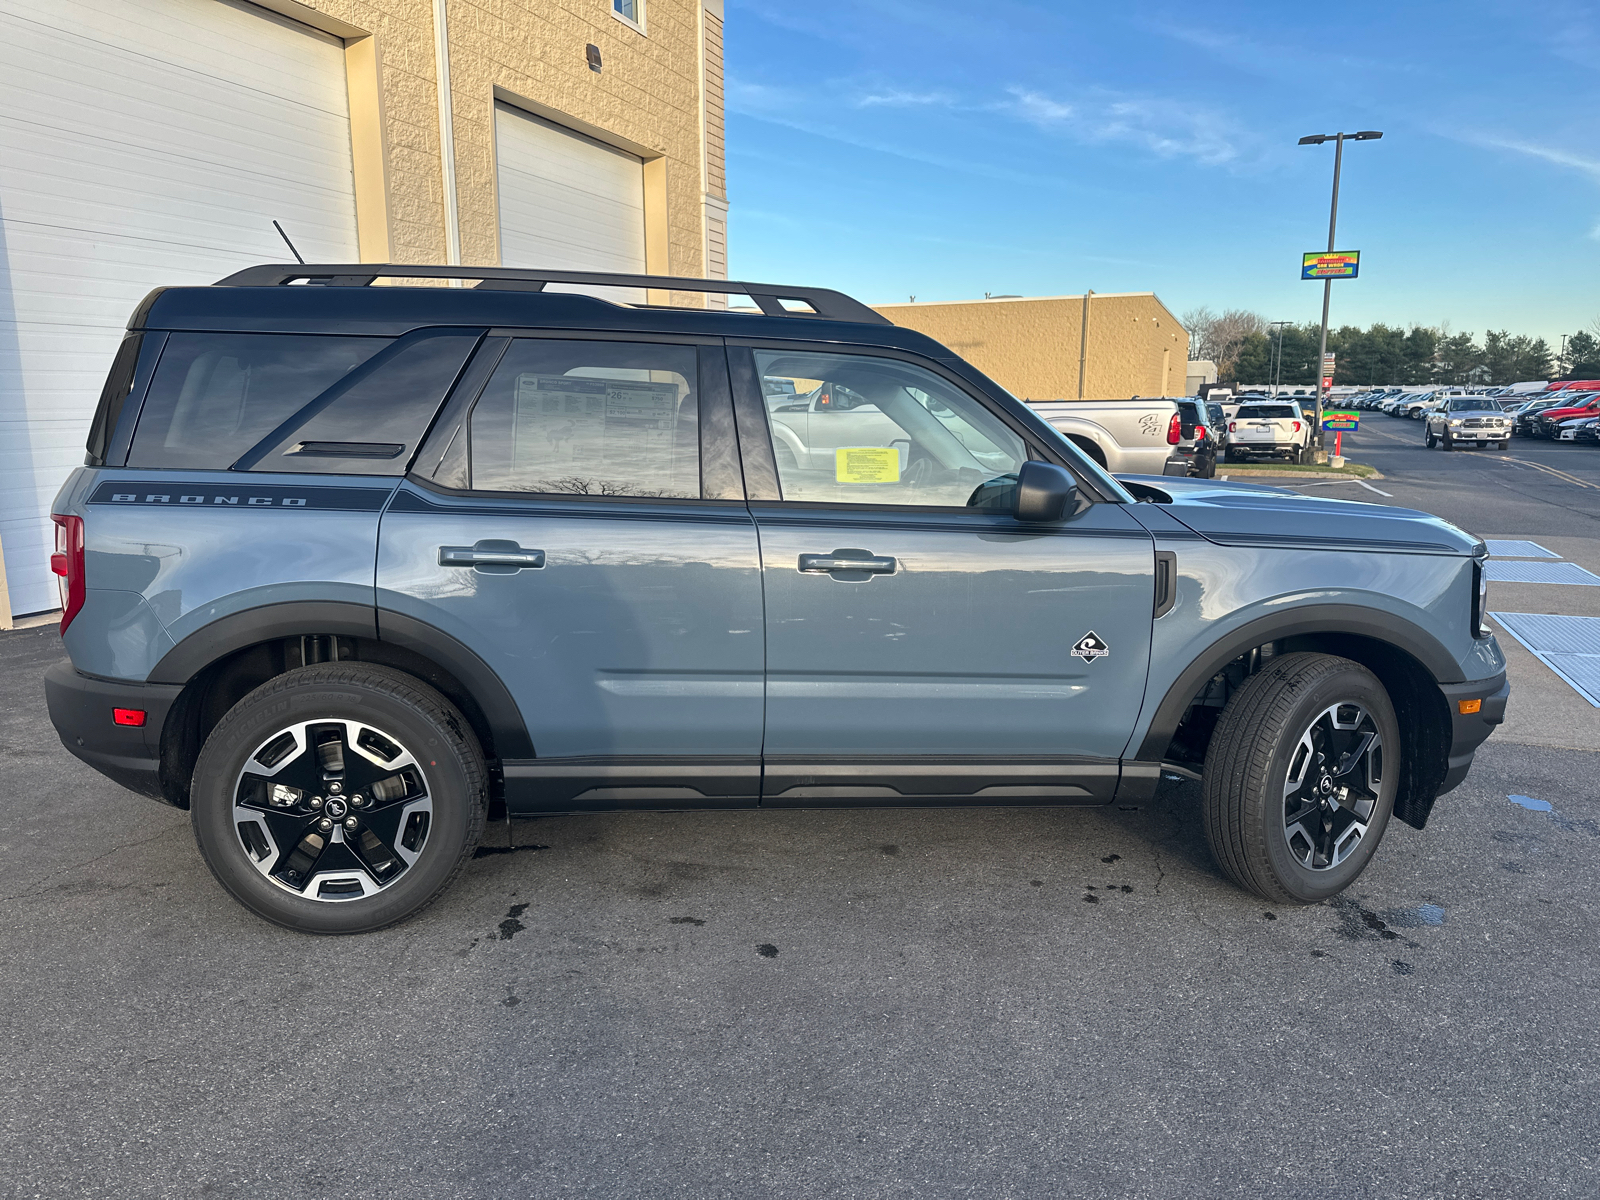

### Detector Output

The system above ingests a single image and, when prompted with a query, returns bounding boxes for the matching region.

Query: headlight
[1448,418,1464,426]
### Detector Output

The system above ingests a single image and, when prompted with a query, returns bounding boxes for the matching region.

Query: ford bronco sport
[45,265,1508,933]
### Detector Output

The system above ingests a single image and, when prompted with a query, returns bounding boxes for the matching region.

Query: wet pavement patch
[1392,960,1415,976]
[498,902,530,941]
[756,943,779,958]
[1101,854,1121,864]
[1263,912,1278,921]
[668,916,705,926]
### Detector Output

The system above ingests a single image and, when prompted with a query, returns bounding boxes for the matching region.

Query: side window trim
[408,336,511,483]
[104,332,169,467]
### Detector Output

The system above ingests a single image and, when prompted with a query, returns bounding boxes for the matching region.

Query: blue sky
[723,0,1600,345]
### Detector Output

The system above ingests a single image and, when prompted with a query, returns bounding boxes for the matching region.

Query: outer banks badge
[1071,631,1110,663]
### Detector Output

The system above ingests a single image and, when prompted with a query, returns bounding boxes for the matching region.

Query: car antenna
[272,220,306,264]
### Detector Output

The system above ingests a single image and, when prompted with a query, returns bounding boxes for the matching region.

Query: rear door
[734,343,1156,807]
[378,335,765,812]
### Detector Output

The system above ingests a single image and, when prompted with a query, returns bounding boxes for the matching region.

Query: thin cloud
[1474,136,1600,181]
[858,89,955,108]
[1003,86,1245,165]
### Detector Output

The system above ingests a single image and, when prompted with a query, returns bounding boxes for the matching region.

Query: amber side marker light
[1458,699,1482,715]
[113,708,147,727]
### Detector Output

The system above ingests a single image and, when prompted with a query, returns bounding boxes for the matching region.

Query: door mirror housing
[1013,460,1077,522]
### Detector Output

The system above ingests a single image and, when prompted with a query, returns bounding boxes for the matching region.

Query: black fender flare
[148,600,533,759]
[1135,603,1460,761]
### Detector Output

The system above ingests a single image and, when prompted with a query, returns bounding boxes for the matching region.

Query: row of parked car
[1336,385,1600,446]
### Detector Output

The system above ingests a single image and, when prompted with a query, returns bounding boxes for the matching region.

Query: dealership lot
[4,430,1599,1198]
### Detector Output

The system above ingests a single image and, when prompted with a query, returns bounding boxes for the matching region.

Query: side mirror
[1013,460,1077,522]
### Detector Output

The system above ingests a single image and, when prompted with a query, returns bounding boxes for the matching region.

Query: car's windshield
[1238,404,1298,419]
[1447,397,1484,412]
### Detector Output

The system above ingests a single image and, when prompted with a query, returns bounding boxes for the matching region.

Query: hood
[1114,474,1480,555]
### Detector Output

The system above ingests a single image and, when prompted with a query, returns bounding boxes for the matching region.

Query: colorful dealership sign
[1322,410,1360,431]
[1303,251,1360,279]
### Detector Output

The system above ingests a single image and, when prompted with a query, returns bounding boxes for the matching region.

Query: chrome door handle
[439,542,545,570]
[798,552,896,575]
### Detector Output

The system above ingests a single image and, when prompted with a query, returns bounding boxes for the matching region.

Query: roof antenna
[272,220,306,264]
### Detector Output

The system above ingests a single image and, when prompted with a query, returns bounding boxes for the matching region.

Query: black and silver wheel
[1440,432,1453,452]
[1201,652,1398,904]
[191,664,487,933]
[1425,430,1436,448]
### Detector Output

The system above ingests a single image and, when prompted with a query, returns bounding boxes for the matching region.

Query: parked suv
[45,264,1508,933]
[1223,400,1311,463]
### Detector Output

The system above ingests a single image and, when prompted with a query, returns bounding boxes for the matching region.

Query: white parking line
[1357,480,1393,497]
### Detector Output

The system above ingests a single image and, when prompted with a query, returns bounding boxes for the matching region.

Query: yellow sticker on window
[835,446,901,483]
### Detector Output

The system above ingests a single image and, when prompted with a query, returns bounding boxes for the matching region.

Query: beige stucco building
[1,0,727,622]
[873,294,1189,401]
[278,0,728,282]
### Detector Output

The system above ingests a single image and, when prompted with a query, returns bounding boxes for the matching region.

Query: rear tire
[190,663,487,934]
[1201,652,1399,905]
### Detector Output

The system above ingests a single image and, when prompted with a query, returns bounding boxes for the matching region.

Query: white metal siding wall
[495,101,647,282]
[0,0,358,616]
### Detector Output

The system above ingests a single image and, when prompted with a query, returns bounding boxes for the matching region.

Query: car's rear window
[1237,404,1298,418]
[128,334,390,470]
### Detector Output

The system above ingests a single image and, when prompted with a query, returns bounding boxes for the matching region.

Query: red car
[1533,394,1600,437]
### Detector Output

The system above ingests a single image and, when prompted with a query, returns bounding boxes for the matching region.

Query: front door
[739,345,1155,806]
[378,336,764,811]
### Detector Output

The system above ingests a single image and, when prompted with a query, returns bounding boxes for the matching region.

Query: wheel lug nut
[310,796,324,809]
[350,795,364,807]
[345,817,358,830]
[318,818,333,832]
[327,782,343,794]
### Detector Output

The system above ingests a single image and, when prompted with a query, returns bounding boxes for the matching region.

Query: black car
[1174,398,1218,478]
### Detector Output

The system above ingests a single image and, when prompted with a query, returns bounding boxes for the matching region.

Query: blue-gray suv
[45,264,1509,933]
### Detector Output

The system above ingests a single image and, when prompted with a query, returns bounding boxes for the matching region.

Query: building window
[611,0,645,34]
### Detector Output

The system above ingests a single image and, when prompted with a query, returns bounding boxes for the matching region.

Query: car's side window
[467,339,700,498]
[753,348,1026,507]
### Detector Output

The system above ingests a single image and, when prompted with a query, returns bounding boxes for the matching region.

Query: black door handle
[798,551,896,575]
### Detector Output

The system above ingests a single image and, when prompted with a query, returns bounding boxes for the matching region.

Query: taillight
[50,515,85,635]
[1292,421,1302,432]
[1167,413,1182,445]
[1196,426,1207,440]
[1228,421,1237,433]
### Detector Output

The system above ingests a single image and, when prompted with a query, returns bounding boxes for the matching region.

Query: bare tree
[1181,307,1268,380]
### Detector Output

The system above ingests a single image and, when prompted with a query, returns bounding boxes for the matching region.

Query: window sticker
[834,446,900,483]
[511,373,681,478]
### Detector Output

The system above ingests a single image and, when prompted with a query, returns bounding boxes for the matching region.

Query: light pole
[1299,129,1382,460]
[1270,320,1291,394]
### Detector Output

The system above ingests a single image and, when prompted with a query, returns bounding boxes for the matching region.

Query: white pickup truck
[1224,400,1312,464]
[1026,399,1192,475]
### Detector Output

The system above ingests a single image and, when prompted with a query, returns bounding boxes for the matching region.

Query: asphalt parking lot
[4,426,1599,1199]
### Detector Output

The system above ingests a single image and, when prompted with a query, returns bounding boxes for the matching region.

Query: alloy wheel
[1281,702,1384,871]
[231,720,433,902]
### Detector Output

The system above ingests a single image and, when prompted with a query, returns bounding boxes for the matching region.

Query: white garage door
[495,101,646,297]
[0,0,359,617]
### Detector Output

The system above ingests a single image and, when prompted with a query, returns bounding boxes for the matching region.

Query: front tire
[1440,432,1454,452]
[1425,430,1436,448]
[191,664,487,934]
[1201,652,1399,904]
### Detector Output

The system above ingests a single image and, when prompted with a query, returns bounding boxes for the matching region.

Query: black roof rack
[211,263,890,325]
